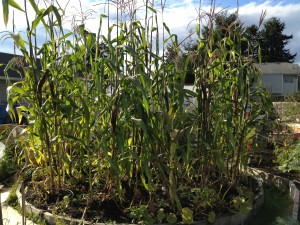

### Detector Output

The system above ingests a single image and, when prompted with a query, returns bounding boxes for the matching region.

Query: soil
[25,181,132,223]
[23,175,260,223]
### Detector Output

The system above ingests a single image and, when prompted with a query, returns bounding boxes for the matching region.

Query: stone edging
[16,179,263,225]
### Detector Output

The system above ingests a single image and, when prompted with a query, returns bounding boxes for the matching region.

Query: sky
[0,0,299,64]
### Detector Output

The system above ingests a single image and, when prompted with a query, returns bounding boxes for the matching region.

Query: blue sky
[0,0,300,64]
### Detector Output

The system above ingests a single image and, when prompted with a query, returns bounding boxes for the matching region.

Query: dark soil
[25,181,132,223]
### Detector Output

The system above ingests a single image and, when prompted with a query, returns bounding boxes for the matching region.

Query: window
[284,75,294,83]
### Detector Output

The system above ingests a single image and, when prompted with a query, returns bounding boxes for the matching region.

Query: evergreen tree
[165,41,197,84]
[259,17,296,63]
[243,24,260,59]
[202,11,242,43]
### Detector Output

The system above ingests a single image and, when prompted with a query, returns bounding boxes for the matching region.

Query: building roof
[0,52,24,79]
[255,62,300,75]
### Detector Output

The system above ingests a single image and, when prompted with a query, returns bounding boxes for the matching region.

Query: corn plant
[185,3,270,187]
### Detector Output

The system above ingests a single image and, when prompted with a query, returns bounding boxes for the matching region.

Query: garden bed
[16,177,264,225]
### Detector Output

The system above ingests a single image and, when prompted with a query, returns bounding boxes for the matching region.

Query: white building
[256,62,300,97]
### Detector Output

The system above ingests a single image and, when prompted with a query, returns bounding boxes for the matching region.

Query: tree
[259,17,296,63]
[243,24,260,59]
[202,11,242,43]
[165,41,197,84]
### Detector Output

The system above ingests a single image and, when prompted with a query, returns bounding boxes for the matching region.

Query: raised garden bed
[16,178,264,225]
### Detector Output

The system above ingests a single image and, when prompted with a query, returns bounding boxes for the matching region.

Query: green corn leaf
[51,5,62,28]
[2,0,9,26]
[164,34,177,44]
[4,57,19,77]
[141,173,150,191]
[147,5,156,13]
[2,0,23,26]
[31,10,44,31]
[107,157,120,174]
[9,32,25,50]
[28,0,39,13]
[58,32,73,42]
[142,96,149,115]
[245,127,256,141]
[79,96,90,123]
[195,24,200,36]
[163,22,171,35]
[33,5,61,31]
[7,82,26,95]
[64,134,84,144]
[78,24,85,36]
[8,0,22,11]
[151,27,157,32]
[183,88,197,98]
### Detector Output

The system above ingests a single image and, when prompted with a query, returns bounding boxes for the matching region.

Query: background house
[0,52,23,103]
[256,62,300,97]
[0,52,24,123]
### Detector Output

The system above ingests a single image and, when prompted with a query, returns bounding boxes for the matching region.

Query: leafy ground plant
[274,141,300,173]
[0,126,20,182]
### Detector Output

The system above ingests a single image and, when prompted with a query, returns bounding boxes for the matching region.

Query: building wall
[262,74,283,95]
[262,74,298,96]
[283,75,298,96]
[0,80,7,103]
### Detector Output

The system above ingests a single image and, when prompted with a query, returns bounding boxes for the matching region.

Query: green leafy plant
[182,207,193,224]
[278,93,300,122]
[166,213,177,224]
[207,211,216,224]
[156,208,166,223]
[129,205,154,225]
[0,127,20,182]
[232,187,254,213]
[275,141,300,172]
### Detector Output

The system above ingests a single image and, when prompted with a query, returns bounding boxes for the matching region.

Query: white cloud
[232,1,300,64]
